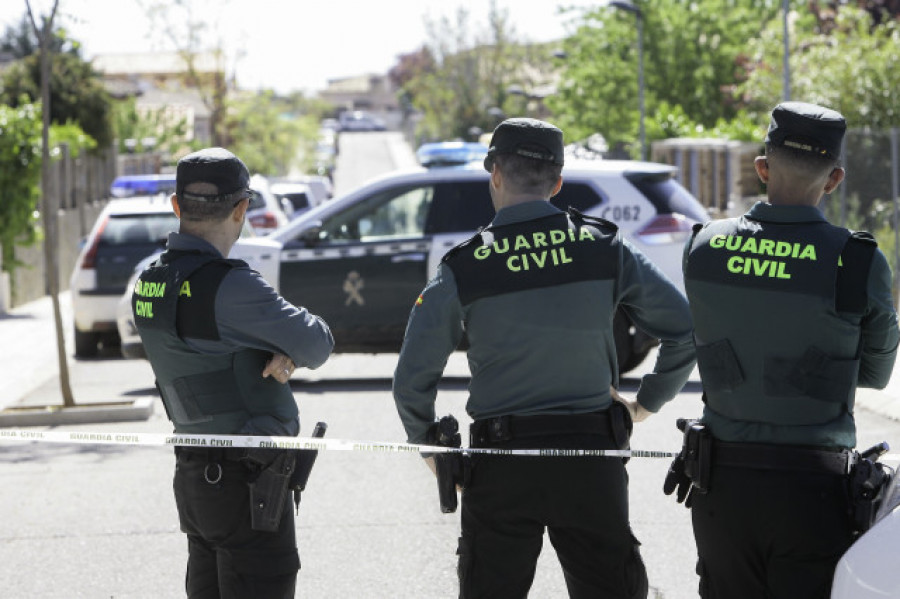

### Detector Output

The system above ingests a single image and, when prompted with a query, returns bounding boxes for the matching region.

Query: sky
[0,0,599,94]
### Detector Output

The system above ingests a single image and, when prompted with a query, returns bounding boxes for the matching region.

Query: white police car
[266,159,708,372]
[115,160,707,370]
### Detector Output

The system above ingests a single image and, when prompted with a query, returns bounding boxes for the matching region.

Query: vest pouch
[695,338,745,392]
[786,346,857,404]
[163,368,247,425]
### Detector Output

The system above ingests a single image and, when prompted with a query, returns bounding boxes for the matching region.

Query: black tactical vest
[443,207,619,306]
[685,216,876,426]
[132,249,297,434]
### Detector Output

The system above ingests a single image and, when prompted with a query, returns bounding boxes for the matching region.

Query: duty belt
[470,411,612,447]
[174,446,247,463]
[713,441,855,476]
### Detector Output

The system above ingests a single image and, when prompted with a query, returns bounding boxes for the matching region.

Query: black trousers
[691,465,854,599]
[173,449,300,599]
[458,433,648,599]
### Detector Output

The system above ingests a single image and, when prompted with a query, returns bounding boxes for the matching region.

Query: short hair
[176,182,241,222]
[765,143,840,179]
[494,153,562,196]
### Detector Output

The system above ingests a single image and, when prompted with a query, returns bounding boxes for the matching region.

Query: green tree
[400,0,555,142]
[738,5,900,129]
[0,101,42,276]
[111,96,190,156]
[0,48,113,149]
[222,90,313,176]
[547,0,783,154]
[0,12,74,57]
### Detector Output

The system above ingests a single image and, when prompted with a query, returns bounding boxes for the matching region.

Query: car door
[279,184,434,352]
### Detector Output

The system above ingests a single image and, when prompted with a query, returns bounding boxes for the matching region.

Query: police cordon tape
[2,429,899,461]
[0,428,682,458]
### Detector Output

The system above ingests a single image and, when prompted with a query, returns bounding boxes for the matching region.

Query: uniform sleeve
[857,249,899,388]
[393,264,465,444]
[213,268,334,369]
[618,237,697,412]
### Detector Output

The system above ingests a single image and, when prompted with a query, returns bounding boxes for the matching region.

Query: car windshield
[100,214,178,245]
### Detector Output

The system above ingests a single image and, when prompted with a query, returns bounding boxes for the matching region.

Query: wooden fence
[1,148,165,311]
[650,138,763,217]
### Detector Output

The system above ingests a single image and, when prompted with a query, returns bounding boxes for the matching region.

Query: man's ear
[490,165,502,190]
[549,176,563,198]
[170,194,182,218]
[753,156,769,184]
[232,198,249,222]
[824,167,845,194]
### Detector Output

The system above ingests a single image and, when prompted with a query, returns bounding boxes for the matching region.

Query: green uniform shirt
[685,201,900,448]
[393,200,696,444]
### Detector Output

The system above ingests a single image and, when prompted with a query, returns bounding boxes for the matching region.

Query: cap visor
[247,190,266,210]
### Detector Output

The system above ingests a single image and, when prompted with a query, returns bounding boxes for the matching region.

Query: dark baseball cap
[176,147,263,209]
[765,101,846,160]
[483,117,565,172]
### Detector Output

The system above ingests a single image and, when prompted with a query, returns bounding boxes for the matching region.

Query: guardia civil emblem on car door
[343,271,365,306]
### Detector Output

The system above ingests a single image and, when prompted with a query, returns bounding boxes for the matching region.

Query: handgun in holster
[246,421,328,533]
[426,415,469,514]
[679,418,712,494]
[290,421,328,514]
[848,441,892,536]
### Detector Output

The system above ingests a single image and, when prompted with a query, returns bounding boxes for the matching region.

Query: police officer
[675,102,900,598]
[132,147,334,598]
[393,118,697,599]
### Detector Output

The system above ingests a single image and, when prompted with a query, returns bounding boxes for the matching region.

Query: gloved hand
[663,454,694,508]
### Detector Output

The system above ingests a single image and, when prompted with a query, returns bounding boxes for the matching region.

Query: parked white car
[246,174,290,234]
[831,461,900,598]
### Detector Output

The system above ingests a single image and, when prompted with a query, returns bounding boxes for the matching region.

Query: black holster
[848,442,893,536]
[246,449,296,533]
[245,421,327,532]
[679,418,712,493]
[427,415,470,514]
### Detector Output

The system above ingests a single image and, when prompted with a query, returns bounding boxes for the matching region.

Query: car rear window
[280,193,311,211]
[549,182,604,213]
[100,214,178,246]
[424,180,605,234]
[625,172,708,222]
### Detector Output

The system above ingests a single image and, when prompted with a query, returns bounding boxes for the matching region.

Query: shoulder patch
[567,206,618,233]
[849,230,877,247]
[441,228,485,263]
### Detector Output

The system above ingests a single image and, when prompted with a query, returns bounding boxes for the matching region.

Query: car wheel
[74,328,99,358]
[613,309,652,374]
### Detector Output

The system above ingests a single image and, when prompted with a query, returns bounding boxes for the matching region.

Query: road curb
[0,397,154,428]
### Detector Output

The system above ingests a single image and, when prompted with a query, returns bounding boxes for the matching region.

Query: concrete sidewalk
[0,292,155,425]
[0,292,75,409]
[1,291,899,422]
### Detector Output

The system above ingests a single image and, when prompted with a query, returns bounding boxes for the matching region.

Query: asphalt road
[2,132,899,598]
